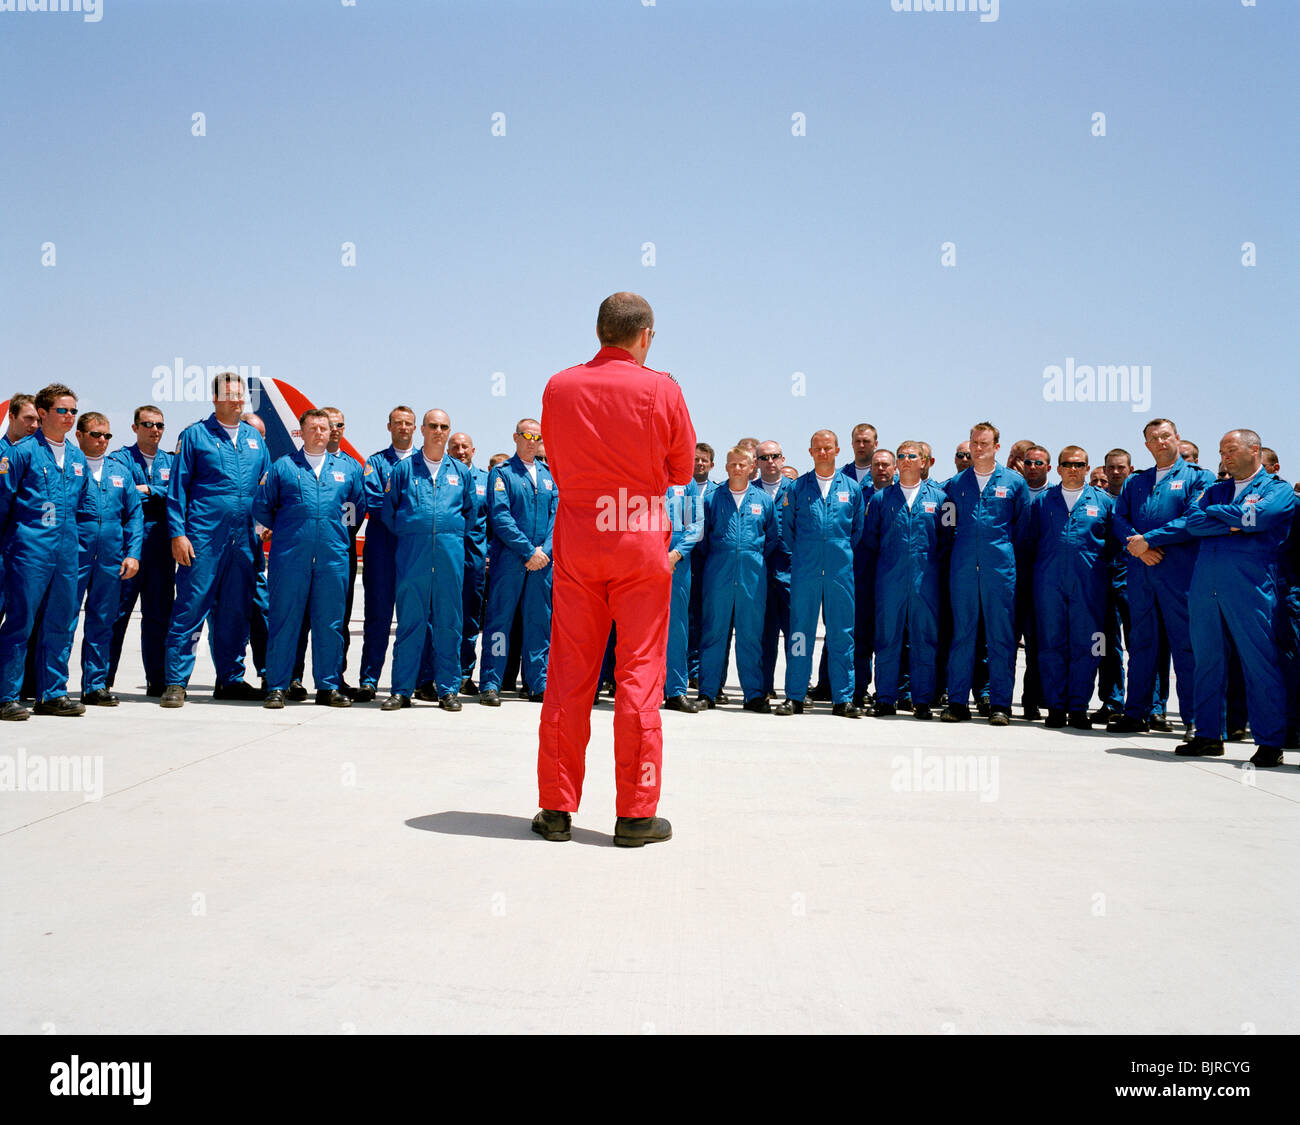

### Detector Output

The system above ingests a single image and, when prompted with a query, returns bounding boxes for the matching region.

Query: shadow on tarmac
[406,810,613,846]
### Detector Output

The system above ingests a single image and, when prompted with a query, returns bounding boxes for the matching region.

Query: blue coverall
[687,478,720,684]
[460,463,490,681]
[756,477,793,696]
[380,453,474,698]
[663,480,704,699]
[864,479,950,707]
[1112,458,1215,723]
[780,470,865,704]
[253,450,365,692]
[164,415,270,688]
[1186,468,1296,746]
[1024,485,1115,712]
[75,459,144,693]
[0,431,90,702]
[107,443,175,690]
[943,464,1029,710]
[697,483,778,702]
[479,454,558,695]
[358,446,410,689]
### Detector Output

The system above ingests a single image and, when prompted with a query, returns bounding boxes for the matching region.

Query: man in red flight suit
[533,292,697,847]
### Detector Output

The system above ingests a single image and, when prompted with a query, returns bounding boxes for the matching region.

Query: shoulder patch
[0,456,7,474]
[364,463,373,475]
[494,479,506,491]
[259,472,268,486]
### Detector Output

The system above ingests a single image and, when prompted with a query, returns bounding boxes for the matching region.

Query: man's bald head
[596,292,654,347]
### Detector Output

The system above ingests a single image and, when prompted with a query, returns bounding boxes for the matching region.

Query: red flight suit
[538,346,696,817]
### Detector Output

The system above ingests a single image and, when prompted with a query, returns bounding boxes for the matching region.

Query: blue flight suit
[1112,458,1215,723]
[698,483,779,702]
[851,481,879,701]
[1096,518,1129,711]
[759,476,794,695]
[106,443,175,690]
[75,459,144,693]
[1187,468,1296,746]
[0,431,29,624]
[380,454,474,697]
[864,479,950,707]
[358,447,411,689]
[479,455,558,695]
[1278,499,1300,743]
[1015,484,1051,712]
[1024,485,1114,711]
[686,478,720,685]
[460,463,490,681]
[0,432,90,702]
[943,464,1029,710]
[164,415,270,688]
[663,480,704,699]
[780,470,865,704]
[253,450,365,692]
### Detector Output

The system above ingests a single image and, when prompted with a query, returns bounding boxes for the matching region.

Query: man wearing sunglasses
[1022,447,1114,729]
[755,441,793,702]
[379,408,475,711]
[107,405,175,697]
[0,383,90,719]
[160,372,271,707]
[478,419,558,707]
[73,413,143,707]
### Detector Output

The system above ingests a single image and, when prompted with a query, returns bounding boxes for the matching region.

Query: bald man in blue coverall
[776,429,865,718]
[697,447,779,711]
[1180,430,1296,764]
[379,408,475,711]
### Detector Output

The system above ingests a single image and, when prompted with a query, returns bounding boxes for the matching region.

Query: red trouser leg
[537,520,671,817]
[608,562,670,817]
[538,548,610,813]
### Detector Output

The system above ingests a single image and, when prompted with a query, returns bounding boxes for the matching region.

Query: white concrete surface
[2,586,1298,1034]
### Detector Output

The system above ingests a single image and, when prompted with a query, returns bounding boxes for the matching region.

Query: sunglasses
[330,422,345,430]
[1023,459,1048,467]
[86,431,112,441]
[136,420,165,430]
[53,406,78,416]
[756,453,782,462]
[426,422,450,431]
[516,431,542,441]
[955,452,972,460]
[897,452,920,460]
[1059,461,1087,469]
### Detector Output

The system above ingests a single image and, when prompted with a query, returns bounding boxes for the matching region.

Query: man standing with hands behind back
[534,292,696,847]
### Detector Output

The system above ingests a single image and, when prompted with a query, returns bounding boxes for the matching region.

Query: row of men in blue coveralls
[657,420,1299,767]
[0,376,560,718]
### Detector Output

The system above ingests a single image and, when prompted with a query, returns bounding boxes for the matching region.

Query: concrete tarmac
[2,587,1298,1034]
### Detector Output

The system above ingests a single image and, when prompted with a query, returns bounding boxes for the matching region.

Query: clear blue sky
[3,0,1297,477]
